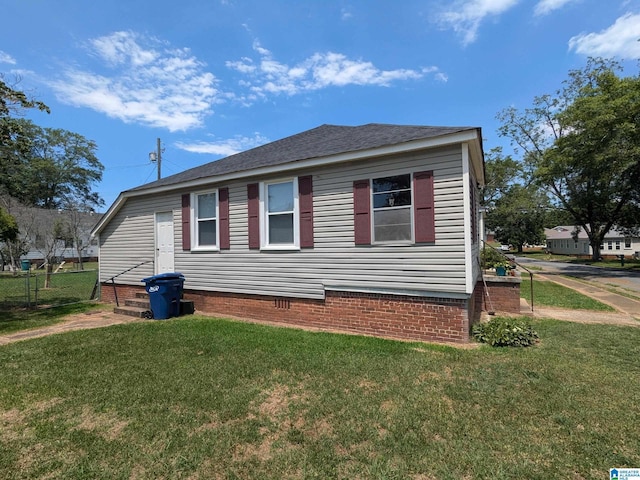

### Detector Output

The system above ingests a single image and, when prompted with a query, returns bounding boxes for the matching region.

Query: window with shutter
[353,171,435,245]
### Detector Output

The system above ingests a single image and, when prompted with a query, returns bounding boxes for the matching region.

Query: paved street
[514,256,640,318]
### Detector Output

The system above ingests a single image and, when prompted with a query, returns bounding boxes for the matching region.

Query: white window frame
[370,173,414,245]
[260,178,300,250]
[191,190,219,251]
[625,237,632,249]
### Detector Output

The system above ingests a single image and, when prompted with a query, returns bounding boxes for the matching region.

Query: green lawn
[1,316,639,479]
[0,269,98,309]
[521,277,616,311]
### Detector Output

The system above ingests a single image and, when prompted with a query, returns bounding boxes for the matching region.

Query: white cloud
[175,133,269,156]
[48,31,220,132]
[436,0,520,46]
[0,50,16,64]
[341,7,353,21]
[534,0,578,16]
[226,40,443,99]
[568,13,640,58]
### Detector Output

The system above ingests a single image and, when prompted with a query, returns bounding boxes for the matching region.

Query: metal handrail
[481,241,534,312]
[105,260,154,307]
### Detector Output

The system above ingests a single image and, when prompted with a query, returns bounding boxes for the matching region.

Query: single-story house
[545,226,640,258]
[93,123,499,343]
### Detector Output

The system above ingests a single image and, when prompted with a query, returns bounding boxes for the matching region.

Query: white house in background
[92,123,488,343]
[5,203,102,265]
[545,226,640,258]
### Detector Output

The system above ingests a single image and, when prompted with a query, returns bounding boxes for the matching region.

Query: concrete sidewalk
[528,272,640,324]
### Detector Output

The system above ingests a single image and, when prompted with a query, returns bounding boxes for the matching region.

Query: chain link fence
[0,269,99,310]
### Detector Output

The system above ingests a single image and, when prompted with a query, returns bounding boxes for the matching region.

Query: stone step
[114,305,152,318]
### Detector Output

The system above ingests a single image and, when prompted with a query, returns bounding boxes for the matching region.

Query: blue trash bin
[141,272,185,319]
[21,259,31,271]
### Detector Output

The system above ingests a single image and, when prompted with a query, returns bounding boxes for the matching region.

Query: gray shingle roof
[130,123,477,192]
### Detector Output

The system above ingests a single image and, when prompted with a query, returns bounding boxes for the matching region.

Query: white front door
[155,211,175,273]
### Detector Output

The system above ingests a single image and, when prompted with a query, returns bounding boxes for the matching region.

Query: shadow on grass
[0,301,106,335]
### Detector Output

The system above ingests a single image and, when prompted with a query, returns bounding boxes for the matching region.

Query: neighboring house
[545,226,640,258]
[92,124,487,343]
[25,211,101,263]
[1,200,102,267]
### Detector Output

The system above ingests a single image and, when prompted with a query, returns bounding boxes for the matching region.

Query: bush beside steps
[472,316,539,347]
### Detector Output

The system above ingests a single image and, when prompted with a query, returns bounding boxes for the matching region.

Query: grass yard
[521,277,616,311]
[1,316,639,479]
[0,269,98,309]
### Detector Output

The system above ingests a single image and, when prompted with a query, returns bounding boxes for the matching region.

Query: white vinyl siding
[99,146,471,299]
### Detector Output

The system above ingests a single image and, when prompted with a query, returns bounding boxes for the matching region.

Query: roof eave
[93,128,482,235]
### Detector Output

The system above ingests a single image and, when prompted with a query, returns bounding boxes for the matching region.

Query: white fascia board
[94,129,482,235]
[91,192,126,236]
[461,144,475,295]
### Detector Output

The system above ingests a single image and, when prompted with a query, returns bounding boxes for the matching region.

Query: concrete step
[114,305,152,318]
[125,298,150,309]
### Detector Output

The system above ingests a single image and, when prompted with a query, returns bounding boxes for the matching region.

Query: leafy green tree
[1,76,50,197]
[481,147,522,208]
[4,119,104,210]
[498,58,640,260]
[485,184,547,252]
[0,206,18,242]
[543,207,575,229]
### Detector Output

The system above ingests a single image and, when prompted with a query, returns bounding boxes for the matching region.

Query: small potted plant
[492,259,511,276]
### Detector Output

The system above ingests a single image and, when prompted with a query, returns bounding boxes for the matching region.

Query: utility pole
[156,137,162,180]
[149,138,162,180]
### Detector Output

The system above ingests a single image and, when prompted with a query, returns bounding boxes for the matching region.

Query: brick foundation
[101,283,145,305]
[101,283,474,343]
[481,275,522,314]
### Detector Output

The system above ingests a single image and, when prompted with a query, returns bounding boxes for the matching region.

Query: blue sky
[2,0,639,209]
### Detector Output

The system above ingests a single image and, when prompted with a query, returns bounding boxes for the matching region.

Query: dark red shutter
[181,194,191,251]
[414,171,435,243]
[353,179,371,245]
[247,183,260,249]
[298,175,314,248]
[219,187,230,249]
